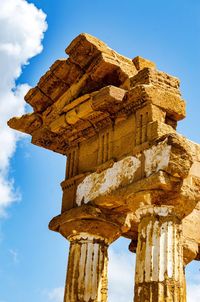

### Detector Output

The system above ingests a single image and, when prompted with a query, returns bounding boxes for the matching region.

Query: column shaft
[64,233,108,302]
[134,206,186,302]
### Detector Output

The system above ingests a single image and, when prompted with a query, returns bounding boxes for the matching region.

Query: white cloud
[46,244,135,302]
[108,247,200,302]
[187,262,200,302]
[0,0,47,215]
[108,247,135,302]
[48,287,64,302]
[187,284,200,302]
[9,248,19,264]
[45,243,200,302]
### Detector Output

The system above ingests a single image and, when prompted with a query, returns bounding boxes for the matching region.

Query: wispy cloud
[108,247,135,302]
[45,246,200,302]
[46,246,135,302]
[187,262,200,302]
[9,248,19,264]
[187,283,200,302]
[47,287,64,302]
[0,0,47,216]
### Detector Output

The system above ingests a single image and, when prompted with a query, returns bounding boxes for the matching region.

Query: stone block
[50,58,83,85]
[8,113,42,134]
[132,56,156,70]
[38,70,69,102]
[92,85,126,111]
[24,87,53,112]
[127,84,185,121]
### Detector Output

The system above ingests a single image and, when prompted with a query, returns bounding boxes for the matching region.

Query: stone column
[134,205,186,302]
[49,205,132,302]
[64,233,108,302]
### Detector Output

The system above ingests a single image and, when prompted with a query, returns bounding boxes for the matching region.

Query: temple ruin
[8,33,200,301]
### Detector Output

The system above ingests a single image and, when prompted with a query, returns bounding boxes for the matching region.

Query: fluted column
[134,205,186,302]
[49,205,132,302]
[64,233,108,302]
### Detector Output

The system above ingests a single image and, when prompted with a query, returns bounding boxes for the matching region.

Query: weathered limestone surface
[49,205,132,301]
[134,206,186,302]
[65,233,108,302]
[8,33,200,302]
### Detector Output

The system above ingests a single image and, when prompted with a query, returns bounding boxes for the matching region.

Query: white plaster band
[144,140,171,177]
[136,205,177,220]
[75,142,172,207]
[76,156,141,206]
[68,232,108,244]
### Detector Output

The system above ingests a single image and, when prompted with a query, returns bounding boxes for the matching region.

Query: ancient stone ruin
[8,33,200,301]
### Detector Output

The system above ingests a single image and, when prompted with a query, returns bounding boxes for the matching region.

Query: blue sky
[0,1,200,301]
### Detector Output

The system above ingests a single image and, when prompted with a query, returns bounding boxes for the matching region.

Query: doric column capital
[136,205,181,220]
[49,204,133,244]
[68,232,109,245]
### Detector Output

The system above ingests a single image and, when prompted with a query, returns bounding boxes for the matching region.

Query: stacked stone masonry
[8,33,200,302]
